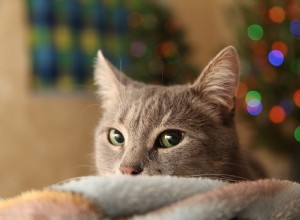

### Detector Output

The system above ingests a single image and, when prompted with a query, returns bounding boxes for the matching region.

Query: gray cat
[94,46,264,181]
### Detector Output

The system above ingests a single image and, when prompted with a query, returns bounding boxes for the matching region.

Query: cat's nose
[120,165,143,175]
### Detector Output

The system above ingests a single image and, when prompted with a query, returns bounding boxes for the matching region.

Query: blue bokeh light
[247,103,263,116]
[290,20,300,37]
[280,99,293,115]
[268,50,284,66]
[247,99,261,107]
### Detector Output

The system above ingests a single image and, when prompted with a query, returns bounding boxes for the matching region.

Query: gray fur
[94,46,259,181]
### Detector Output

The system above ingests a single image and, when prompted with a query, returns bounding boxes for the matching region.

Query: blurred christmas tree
[118,0,199,84]
[236,0,300,179]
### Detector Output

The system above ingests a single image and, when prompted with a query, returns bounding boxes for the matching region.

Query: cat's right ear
[94,50,135,106]
[191,46,240,115]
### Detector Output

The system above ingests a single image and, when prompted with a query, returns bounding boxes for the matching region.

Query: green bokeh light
[294,126,300,142]
[247,24,264,41]
[246,90,262,103]
[291,59,300,75]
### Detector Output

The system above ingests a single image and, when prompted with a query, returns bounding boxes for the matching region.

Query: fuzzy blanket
[1,175,300,220]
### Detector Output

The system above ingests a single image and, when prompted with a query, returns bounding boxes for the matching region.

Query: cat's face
[94,46,250,179]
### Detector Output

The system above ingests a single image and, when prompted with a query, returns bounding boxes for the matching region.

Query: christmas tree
[125,1,198,84]
[236,0,300,179]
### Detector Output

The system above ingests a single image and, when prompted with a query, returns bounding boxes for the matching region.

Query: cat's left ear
[94,50,138,105]
[191,46,240,113]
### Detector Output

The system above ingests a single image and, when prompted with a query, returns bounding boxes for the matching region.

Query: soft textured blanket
[0,175,300,220]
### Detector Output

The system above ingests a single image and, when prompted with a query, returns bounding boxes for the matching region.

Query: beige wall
[169,0,235,67]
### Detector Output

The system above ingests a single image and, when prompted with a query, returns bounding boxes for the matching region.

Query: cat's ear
[192,46,240,112]
[94,50,136,104]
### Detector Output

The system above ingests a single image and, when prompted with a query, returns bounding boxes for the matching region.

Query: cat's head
[94,46,248,179]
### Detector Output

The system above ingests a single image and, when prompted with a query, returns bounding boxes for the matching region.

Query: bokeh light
[247,103,263,116]
[130,41,147,58]
[290,20,300,37]
[295,126,300,142]
[269,6,285,23]
[269,106,286,123]
[237,82,248,99]
[247,24,264,41]
[286,5,300,20]
[268,50,284,66]
[245,90,263,116]
[127,12,143,28]
[272,41,288,56]
[280,99,294,115]
[157,41,178,58]
[290,59,300,75]
[293,89,300,107]
[246,90,261,103]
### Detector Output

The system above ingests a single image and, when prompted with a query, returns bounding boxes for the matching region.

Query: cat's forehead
[123,85,188,112]
[115,85,204,127]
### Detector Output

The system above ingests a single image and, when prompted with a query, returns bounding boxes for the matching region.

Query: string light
[247,24,264,41]
[290,20,300,37]
[269,6,285,23]
[247,102,263,116]
[280,99,294,115]
[245,91,263,116]
[127,12,143,28]
[272,41,288,56]
[157,41,178,58]
[290,59,300,74]
[286,5,300,20]
[130,41,147,58]
[293,90,300,107]
[237,82,248,99]
[269,106,286,123]
[268,50,284,66]
[295,126,300,142]
[246,90,261,103]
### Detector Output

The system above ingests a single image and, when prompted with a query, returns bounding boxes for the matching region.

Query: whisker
[97,167,114,173]
[192,174,249,181]
[53,176,88,186]
[218,161,250,169]
[161,62,165,84]
[73,84,95,90]
[175,174,241,183]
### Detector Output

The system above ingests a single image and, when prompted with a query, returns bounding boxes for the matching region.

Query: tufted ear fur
[94,51,126,101]
[191,46,240,113]
[94,51,140,109]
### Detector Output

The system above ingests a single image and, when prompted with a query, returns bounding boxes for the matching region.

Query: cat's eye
[158,130,184,148]
[108,129,125,146]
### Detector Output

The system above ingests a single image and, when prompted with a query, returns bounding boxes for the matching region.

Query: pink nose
[120,166,143,175]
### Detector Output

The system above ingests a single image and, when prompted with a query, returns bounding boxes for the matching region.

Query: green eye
[158,130,184,148]
[108,129,125,146]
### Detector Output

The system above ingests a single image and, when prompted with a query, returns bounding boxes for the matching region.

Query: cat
[93,46,264,181]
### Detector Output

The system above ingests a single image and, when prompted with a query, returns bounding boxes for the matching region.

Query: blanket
[0,175,300,220]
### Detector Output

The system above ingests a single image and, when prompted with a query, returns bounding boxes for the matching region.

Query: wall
[169,0,234,67]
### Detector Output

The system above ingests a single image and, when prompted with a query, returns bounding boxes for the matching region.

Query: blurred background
[1,0,300,198]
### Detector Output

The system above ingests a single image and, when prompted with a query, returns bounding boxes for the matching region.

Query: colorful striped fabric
[26,0,197,91]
